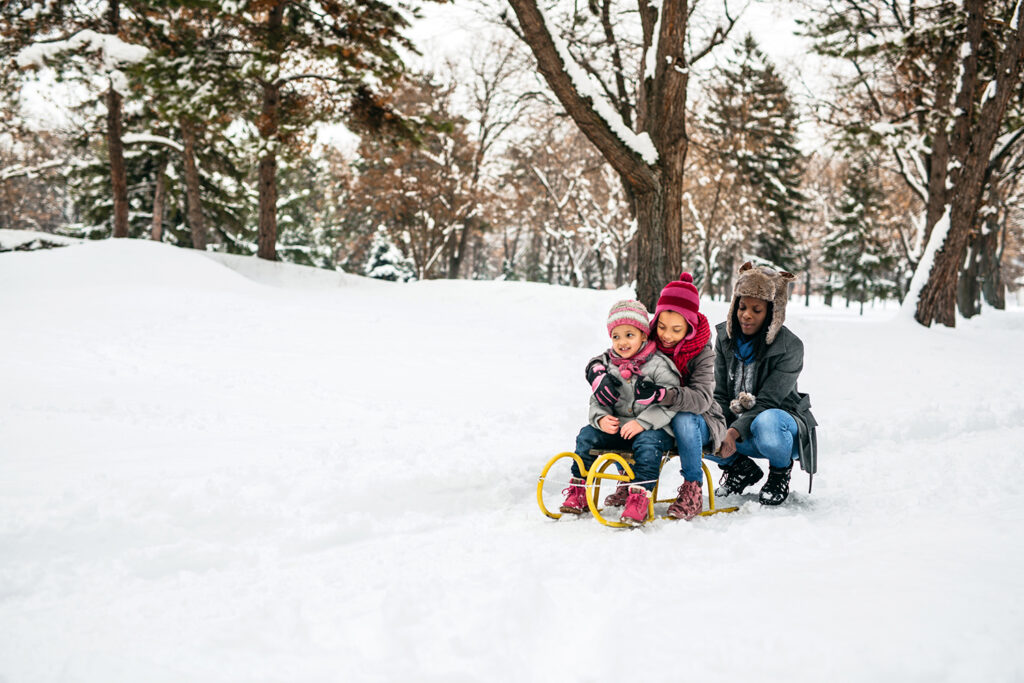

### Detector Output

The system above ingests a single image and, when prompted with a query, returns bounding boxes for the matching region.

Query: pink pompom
[679,272,693,283]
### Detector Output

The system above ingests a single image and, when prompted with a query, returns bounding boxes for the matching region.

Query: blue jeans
[670,412,709,484]
[572,425,675,491]
[704,409,798,469]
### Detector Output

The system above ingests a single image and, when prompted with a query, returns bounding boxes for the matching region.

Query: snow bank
[1,240,1023,682]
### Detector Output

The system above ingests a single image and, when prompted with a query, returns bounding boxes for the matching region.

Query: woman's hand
[619,420,645,439]
[719,427,740,458]
[598,415,620,434]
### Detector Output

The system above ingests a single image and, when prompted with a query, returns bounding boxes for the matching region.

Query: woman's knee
[750,410,794,449]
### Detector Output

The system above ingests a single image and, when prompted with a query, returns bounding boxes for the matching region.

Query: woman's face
[609,324,646,359]
[737,296,769,336]
[655,311,689,348]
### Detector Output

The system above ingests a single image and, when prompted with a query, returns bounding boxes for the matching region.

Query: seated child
[561,299,680,526]
[633,272,727,520]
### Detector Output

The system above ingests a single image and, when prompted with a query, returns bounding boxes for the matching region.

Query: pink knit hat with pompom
[654,272,701,331]
[606,299,650,336]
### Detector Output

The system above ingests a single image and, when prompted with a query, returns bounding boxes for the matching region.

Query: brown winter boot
[666,480,703,520]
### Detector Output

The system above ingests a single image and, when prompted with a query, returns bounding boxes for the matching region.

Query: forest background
[2,0,1023,321]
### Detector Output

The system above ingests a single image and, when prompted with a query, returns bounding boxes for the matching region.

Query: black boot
[759,462,793,506]
[714,454,764,497]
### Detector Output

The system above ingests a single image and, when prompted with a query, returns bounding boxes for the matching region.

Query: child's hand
[598,415,620,434]
[619,420,645,439]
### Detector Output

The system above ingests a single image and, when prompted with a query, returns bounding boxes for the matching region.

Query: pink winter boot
[666,480,703,520]
[619,485,651,526]
[559,477,588,514]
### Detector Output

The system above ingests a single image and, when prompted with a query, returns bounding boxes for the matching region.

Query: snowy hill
[2,239,1023,682]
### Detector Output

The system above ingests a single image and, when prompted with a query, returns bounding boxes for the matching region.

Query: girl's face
[737,296,769,336]
[655,311,689,348]
[609,324,647,359]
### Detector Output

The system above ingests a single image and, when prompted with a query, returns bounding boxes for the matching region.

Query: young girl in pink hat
[585,274,726,520]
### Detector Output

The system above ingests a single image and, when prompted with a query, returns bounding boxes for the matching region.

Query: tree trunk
[914,0,1024,326]
[106,0,129,239]
[979,219,1005,309]
[257,0,285,261]
[956,238,981,318]
[150,157,167,241]
[180,118,207,250]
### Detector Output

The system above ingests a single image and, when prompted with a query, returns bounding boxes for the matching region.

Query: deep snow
[2,239,1023,682]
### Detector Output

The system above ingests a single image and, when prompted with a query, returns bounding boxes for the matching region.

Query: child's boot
[759,462,793,506]
[559,477,588,514]
[666,480,703,520]
[602,483,631,507]
[619,485,651,526]
[714,454,764,497]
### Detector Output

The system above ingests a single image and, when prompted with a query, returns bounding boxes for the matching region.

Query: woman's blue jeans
[670,412,709,484]
[572,425,675,491]
[704,409,798,469]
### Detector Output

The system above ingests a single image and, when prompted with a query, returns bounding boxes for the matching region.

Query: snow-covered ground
[2,238,1023,682]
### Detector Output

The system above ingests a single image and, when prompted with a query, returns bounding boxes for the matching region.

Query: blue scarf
[734,334,756,365]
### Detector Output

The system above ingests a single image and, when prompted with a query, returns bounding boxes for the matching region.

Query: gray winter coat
[659,343,728,452]
[713,322,818,474]
[589,349,681,435]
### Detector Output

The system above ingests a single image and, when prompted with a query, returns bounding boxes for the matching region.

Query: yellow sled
[537,449,739,527]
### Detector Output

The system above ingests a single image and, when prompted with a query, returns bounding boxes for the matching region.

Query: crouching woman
[706,262,818,506]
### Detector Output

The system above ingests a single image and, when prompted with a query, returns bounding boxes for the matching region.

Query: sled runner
[537,448,739,527]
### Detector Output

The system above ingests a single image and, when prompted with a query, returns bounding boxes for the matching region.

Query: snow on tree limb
[122,133,184,154]
[16,30,149,95]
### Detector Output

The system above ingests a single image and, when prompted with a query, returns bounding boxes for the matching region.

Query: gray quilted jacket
[588,348,681,435]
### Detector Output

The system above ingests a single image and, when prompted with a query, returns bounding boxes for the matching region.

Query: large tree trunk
[180,118,207,250]
[914,0,1024,326]
[150,157,167,241]
[257,0,285,261]
[106,0,129,239]
[505,0,670,307]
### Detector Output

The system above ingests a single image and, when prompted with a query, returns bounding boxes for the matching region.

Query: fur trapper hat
[726,262,796,344]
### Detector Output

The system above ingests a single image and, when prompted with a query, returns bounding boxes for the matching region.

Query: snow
[2,238,1024,681]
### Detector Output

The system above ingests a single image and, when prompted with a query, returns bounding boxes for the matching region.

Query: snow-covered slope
[2,240,1022,682]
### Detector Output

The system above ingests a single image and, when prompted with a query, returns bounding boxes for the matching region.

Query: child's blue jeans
[572,425,675,492]
[704,409,798,470]
[671,412,710,484]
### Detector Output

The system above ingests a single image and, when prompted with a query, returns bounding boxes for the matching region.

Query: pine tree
[363,228,415,282]
[821,157,897,313]
[704,34,806,271]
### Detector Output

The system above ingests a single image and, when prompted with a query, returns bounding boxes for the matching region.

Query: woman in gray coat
[706,262,817,505]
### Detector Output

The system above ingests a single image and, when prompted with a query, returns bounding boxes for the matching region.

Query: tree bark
[180,118,207,250]
[957,239,981,318]
[980,209,1006,309]
[150,157,167,241]
[257,0,285,261]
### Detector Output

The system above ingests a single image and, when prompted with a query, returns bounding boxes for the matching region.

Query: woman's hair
[729,297,774,359]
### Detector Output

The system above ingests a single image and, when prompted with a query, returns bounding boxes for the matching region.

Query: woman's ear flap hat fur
[726,262,796,344]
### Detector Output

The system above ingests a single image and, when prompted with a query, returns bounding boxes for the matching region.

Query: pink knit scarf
[608,340,657,380]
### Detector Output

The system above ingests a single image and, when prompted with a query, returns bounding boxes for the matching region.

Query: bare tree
[504,0,739,308]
